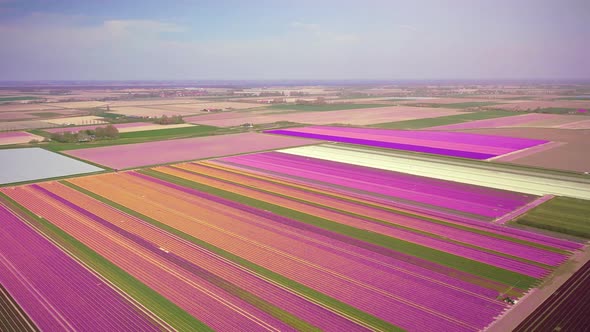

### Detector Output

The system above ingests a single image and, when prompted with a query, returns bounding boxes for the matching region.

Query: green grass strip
[0,96,41,102]
[371,110,518,129]
[118,125,218,139]
[515,197,590,239]
[0,192,211,332]
[63,180,401,332]
[142,169,539,289]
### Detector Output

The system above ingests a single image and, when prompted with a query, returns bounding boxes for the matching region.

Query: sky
[0,0,588,81]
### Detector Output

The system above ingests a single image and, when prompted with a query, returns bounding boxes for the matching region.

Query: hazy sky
[0,0,588,80]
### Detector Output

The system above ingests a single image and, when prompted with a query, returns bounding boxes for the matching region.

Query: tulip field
[265,126,549,160]
[0,201,162,331]
[0,148,583,331]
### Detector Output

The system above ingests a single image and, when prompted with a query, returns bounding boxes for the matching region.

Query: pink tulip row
[3,185,294,332]
[0,201,160,331]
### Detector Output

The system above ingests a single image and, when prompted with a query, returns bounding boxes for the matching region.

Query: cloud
[0,11,587,80]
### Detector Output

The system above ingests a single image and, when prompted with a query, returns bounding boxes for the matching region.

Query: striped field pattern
[0,151,584,331]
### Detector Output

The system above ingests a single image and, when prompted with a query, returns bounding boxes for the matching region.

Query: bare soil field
[520,115,590,129]
[401,97,514,105]
[107,98,208,107]
[488,248,590,332]
[109,106,196,117]
[41,115,107,126]
[459,127,590,173]
[0,131,44,145]
[0,120,58,131]
[0,104,63,112]
[49,101,109,109]
[185,106,463,127]
[151,101,264,111]
[45,122,194,134]
[490,100,590,111]
[0,113,37,121]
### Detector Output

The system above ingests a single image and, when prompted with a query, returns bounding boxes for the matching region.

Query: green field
[515,197,590,239]
[28,112,63,117]
[371,110,518,129]
[40,125,223,152]
[407,102,501,109]
[0,96,42,102]
[267,103,386,112]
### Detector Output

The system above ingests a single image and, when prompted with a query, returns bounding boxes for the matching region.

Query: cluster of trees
[154,115,184,125]
[50,124,119,143]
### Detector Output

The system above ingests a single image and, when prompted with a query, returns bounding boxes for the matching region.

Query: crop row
[218,151,536,220]
[265,126,548,160]
[0,200,160,331]
[3,184,298,332]
[159,161,571,275]
[67,171,513,331]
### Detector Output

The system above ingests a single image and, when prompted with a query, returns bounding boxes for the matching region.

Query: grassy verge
[63,181,400,331]
[28,112,63,117]
[0,192,209,331]
[370,110,519,129]
[141,169,538,289]
[514,197,590,239]
[0,96,42,102]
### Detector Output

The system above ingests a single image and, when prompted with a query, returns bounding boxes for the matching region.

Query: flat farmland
[458,128,590,173]
[49,101,109,109]
[0,120,58,131]
[490,100,590,112]
[109,102,265,118]
[44,122,195,134]
[0,148,103,185]
[65,132,321,169]
[108,99,208,107]
[41,115,107,126]
[152,101,264,111]
[214,151,538,222]
[38,166,576,331]
[0,104,63,113]
[0,112,37,121]
[0,131,43,145]
[266,126,548,160]
[280,144,590,199]
[185,106,463,127]
[108,106,197,117]
[427,114,590,131]
[514,197,590,238]
[426,113,557,130]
